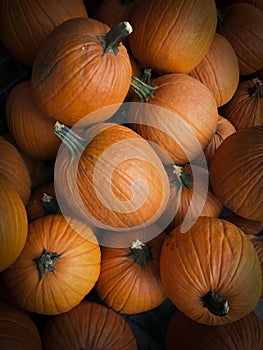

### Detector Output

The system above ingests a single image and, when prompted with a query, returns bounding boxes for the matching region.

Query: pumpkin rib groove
[138,0,156,60]
[34,0,58,28]
[22,2,47,42]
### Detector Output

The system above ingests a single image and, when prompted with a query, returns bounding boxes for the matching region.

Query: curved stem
[33,249,61,281]
[172,165,192,189]
[250,78,263,98]
[127,239,153,270]
[101,21,133,55]
[202,290,229,317]
[130,75,156,102]
[41,193,60,216]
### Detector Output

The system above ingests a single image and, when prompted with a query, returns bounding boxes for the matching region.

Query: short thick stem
[33,249,61,281]
[130,75,156,102]
[127,239,153,270]
[202,290,229,317]
[101,21,133,55]
[250,78,263,98]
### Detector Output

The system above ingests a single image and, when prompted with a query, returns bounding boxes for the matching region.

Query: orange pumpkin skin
[31,17,132,127]
[41,301,137,350]
[96,227,167,314]
[0,301,42,350]
[229,0,263,11]
[2,214,101,315]
[220,78,263,130]
[128,0,217,74]
[217,3,263,76]
[0,174,28,272]
[189,33,239,107]
[160,217,262,325]
[166,310,263,350]
[0,0,88,66]
[246,234,263,298]
[225,214,263,235]
[5,81,61,160]
[204,115,236,165]
[0,136,31,205]
[210,126,263,221]
[129,73,218,164]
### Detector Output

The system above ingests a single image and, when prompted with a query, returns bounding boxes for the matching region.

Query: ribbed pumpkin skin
[218,3,263,76]
[166,310,263,350]
[160,217,262,325]
[31,17,132,127]
[210,126,263,221]
[41,301,137,350]
[0,136,31,205]
[247,234,263,298]
[189,33,239,107]
[128,0,217,74]
[229,0,263,12]
[0,0,88,66]
[0,301,42,350]
[0,174,28,272]
[96,229,167,314]
[5,81,61,160]
[220,78,263,130]
[225,214,263,235]
[2,214,101,315]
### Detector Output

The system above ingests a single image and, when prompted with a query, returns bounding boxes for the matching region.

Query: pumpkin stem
[141,68,152,84]
[216,8,225,26]
[33,249,61,281]
[130,75,156,102]
[172,165,192,189]
[102,21,133,55]
[127,239,153,270]
[54,121,87,157]
[202,290,229,317]
[250,78,263,98]
[41,193,60,216]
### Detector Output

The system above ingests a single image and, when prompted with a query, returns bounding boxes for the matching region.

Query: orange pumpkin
[160,216,262,325]
[0,301,42,349]
[0,0,88,66]
[96,226,167,314]
[41,301,137,349]
[128,0,217,74]
[5,81,61,160]
[0,174,28,272]
[0,136,31,205]
[210,126,263,221]
[2,214,101,315]
[31,18,133,127]
[246,234,263,298]
[225,214,263,235]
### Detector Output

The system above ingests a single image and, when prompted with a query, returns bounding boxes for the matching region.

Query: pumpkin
[95,226,167,314]
[220,77,263,130]
[166,310,263,350]
[0,136,31,205]
[204,115,236,165]
[217,2,263,76]
[128,73,218,164]
[0,174,28,272]
[2,214,101,315]
[5,81,61,160]
[26,182,60,222]
[160,216,262,325]
[0,301,42,350]
[189,33,239,107]
[0,0,88,66]
[128,0,217,74]
[210,126,263,221]
[54,121,170,232]
[31,18,133,127]
[157,163,223,233]
[228,0,263,11]
[225,214,263,235]
[246,234,263,298]
[41,301,137,350]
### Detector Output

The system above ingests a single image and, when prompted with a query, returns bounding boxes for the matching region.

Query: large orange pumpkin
[41,301,137,350]
[2,214,101,315]
[210,126,263,221]
[160,216,262,325]
[128,0,217,74]
[31,18,133,127]
[0,0,88,66]
[0,174,28,272]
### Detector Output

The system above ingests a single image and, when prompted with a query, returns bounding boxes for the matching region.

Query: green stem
[171,165,192,189]
[41,193,60,216]
[101,21,133,55]
[202,290,229,317]
[127,239,153,270]
[250,78,263,98]
[216,8,225,26]
[33,249,61,281]
[130,75,156,102]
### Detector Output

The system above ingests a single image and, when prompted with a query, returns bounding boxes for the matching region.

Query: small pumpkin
[0,136,31,205]
[210,126,263,221]
[31,18,133,127]
[95,226,167,314]
[0,174,28,272]
[0,0,88,66]
[2,214,101,315]
[166,310,263,350]
[0,301,42,350]
[160,216,262,325]
[41,301,137,350]
[5,81,61,160]
[189,33,239,107]
[220,77,263,130]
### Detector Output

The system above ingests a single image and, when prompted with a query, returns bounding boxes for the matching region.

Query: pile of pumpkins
[0,0,263,349]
